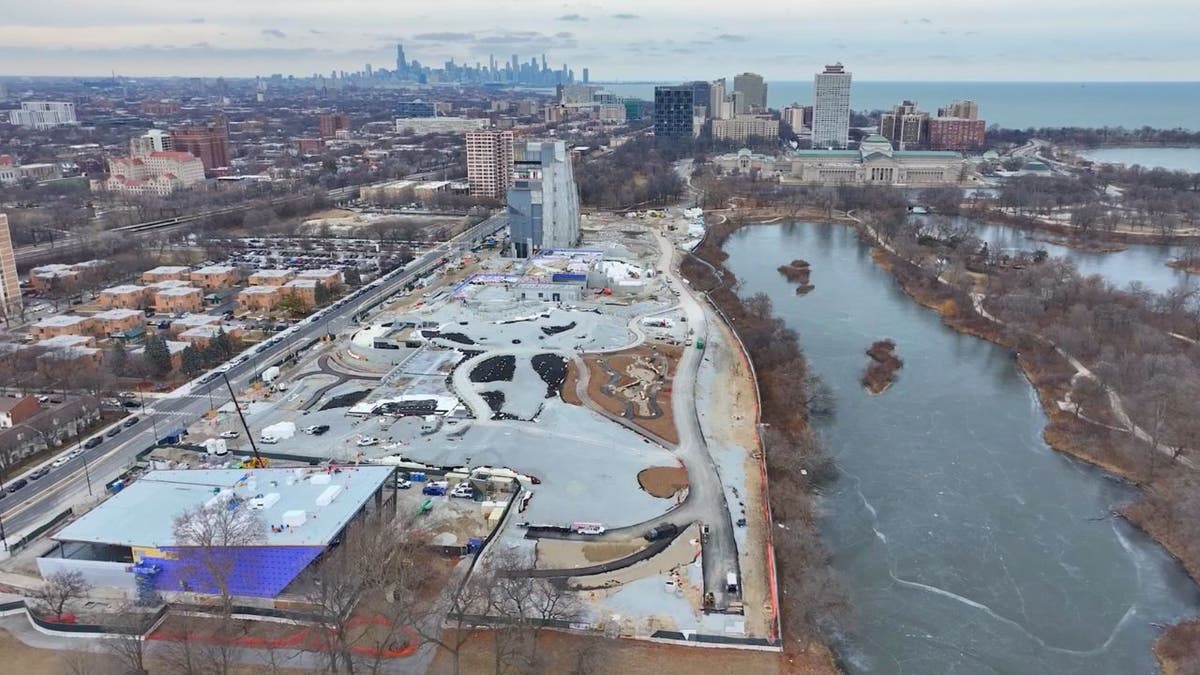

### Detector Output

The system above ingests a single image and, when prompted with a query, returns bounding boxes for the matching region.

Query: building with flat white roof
[41,467,395,598]
[395,117,488,135]
[7,101,76,129]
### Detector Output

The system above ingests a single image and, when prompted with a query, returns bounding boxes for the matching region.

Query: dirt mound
[470,355,515,382]
[531,353,568,398]
[638,466,689,498]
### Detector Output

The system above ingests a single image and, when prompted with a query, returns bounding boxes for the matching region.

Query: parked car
[643,523,679,542]
[123,416,139,427]
[356,437,380,447]
[304,425,330,435]
[422,482,447,496]
[6,478,28,493]
[450,483,475,499]
[259,435,279,445]
[397,479,412,490]
[219,430,240,439]
[83,437,102,449]
[51,456,70,469]
[106,427,122,438]
[28,467,49,480]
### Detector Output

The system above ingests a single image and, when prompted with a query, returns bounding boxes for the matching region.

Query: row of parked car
[2,415,140,496]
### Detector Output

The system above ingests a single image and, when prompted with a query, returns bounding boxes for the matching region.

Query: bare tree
[419,565,496,675]
[171,496,267,613]
[487,552,584,675]
[32,570,91,618]
[303,517,432,674]
[100,606,153,675]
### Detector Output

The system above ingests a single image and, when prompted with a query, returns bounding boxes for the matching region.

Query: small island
[1167,257,1200,274]
[778,258,815,295]
[862,340,903,395]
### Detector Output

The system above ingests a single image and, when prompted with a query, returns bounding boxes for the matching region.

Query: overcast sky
[1,0,1198,81]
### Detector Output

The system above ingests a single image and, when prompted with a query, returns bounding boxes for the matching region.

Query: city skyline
[1,0,1198,80]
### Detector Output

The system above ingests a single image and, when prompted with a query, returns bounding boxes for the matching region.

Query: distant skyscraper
[507,140,580,257]
[396,44,407,74]
[813,63,852,149]
[582,68,589,84]
[0,214,22,323]
[466,130,515,200]
[690,81,712,119]
[654,85,695,143]
[732,72,767,112]
[710,78,727,119]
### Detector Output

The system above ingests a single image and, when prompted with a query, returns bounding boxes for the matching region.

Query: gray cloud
[413,32,475,41]
[612,13,639,20]
[187,18,205,24]
[261,28,287,39]
[310,29,324,35]
[557,14,587,22]
[554,31,573,39]
[715,34,748,42]
[920,17,932,24]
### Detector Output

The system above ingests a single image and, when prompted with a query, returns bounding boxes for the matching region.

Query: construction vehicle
[223,373,268,468]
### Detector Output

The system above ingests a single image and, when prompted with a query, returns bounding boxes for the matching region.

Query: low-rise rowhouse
[131,340,188,370]
[237,285,280,312]
[39,466,396,598]
[141,266,191,283]
[28,264,78,292]
[0,396,40,428]
[178,323,242,349]
[248,269,296,286]
[97,284,148,310]
[0,396,101,472]
[153,286,204,314]
[37,343,102,369]
[281,279,318,306]
[189,264,241,291]
[168,313,222,336]
[92,308,146,339]
[296,269,343,288]
[30,314,96,340]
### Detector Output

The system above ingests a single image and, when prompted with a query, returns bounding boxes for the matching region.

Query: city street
[0,212,507,549]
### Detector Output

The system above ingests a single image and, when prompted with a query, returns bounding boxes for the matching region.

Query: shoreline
[963,205,1200,246]
[857,226,1200,674]
[706,209,1200,672]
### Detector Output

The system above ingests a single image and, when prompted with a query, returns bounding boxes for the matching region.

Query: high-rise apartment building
[938,100,979,120]
[466,129,515,200]
[732,72,767,112]
[710,79,728,120]
[812,63,852,149]
[654,85,695,143]
[395,100,436,118]
[171,118,230,176]
[507,141,580,257]
[782,105,809,131]
[880,100,929,150]
[318,112,351,139]
[129,129,173,157]
[0,214,22,323]
[927,117,987,151]
[6,101,77,129]
[711,116,780,142]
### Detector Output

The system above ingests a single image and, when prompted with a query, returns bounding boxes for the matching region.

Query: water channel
[723,222,1200,674]
[942,216,1194,295]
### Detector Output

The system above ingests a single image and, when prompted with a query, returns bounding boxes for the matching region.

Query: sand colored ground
[705,315,774,640]
[535,539,648,569]
[580,345,682,445]
[637,466,689,498]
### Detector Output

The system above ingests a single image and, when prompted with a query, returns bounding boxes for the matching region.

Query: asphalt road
[0,213,507,545]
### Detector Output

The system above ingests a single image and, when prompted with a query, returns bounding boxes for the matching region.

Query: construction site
[0,207,779,668]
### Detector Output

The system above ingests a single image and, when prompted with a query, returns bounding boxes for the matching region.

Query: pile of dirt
[470,355,516,383]
[638,465,690,498]
[531,353,568,398]
[862,339,903,395]
[425,330,475,345]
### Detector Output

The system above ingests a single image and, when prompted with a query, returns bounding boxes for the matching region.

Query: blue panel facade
[149,545,326,598]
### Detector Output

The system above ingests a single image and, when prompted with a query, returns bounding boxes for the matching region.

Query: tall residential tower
[0,214,22,323]
[812,63,852,149]
[466,130,515,200]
